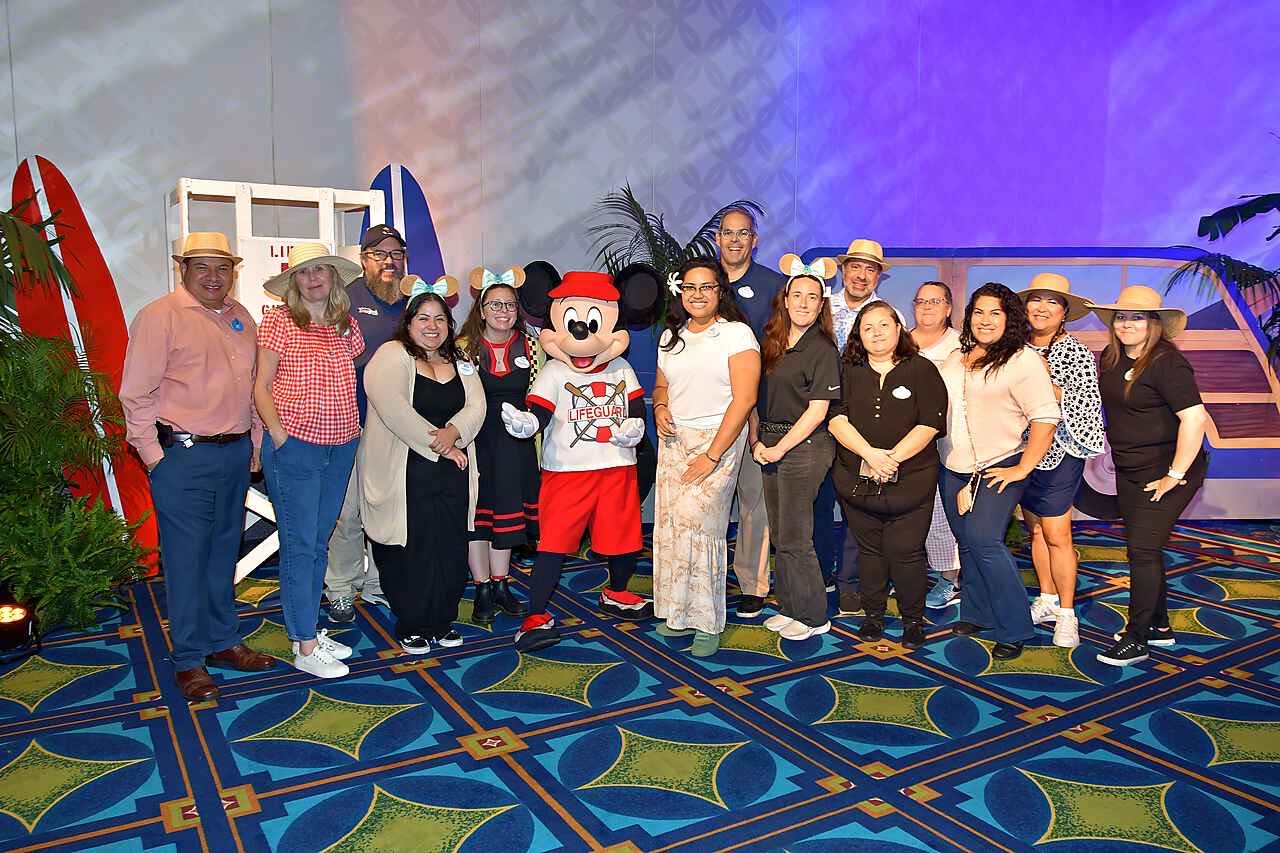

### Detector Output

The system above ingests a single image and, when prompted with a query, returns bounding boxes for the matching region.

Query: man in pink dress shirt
[120,232,274,703]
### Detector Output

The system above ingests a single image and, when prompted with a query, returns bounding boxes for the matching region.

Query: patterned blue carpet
[0,519,1278,852]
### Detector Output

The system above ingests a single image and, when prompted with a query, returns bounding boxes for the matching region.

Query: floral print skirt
[653,424,748,634]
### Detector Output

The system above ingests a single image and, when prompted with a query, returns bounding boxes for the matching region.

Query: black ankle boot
[493,576,528,617]
[472,581,496,624]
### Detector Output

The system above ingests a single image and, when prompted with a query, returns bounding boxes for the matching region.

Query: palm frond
[1166,253,1280,304]
[687,199,766,249]
[0,198,77,309]
[1197,194,1280,242]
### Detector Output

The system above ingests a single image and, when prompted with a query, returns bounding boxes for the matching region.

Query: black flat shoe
[951,621,985,636]
[901,621,927,649]
[992,641,1023,660]
[857,616,885,641]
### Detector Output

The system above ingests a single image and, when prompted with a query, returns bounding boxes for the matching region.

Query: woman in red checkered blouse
[254,244,366,680]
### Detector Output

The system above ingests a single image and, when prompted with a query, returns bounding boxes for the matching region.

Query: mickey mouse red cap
[548,271,619,301]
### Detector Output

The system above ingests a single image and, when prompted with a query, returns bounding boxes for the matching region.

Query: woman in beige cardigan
[360,281,486,653]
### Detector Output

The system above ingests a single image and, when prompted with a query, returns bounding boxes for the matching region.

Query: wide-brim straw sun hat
[835,238,889,270]
[263,242,362,298]
[172,231,242,264]
[1017,272,1091,322]
[1086,284,1188,339]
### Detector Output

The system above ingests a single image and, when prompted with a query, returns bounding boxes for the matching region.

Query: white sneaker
[293,645,349,679]
[293,629,352,661]
[764,614,795,632]
[1052,611,1080,648]
[779,620,832,641]
[1030,596,1059,626]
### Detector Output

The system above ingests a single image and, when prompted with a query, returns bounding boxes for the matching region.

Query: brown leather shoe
[206,644,274,672]
[176,667,219,702]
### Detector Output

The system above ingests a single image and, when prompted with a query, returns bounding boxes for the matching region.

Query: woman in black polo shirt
[1088,286,1209,667]
[829,302,947,649]
[752,255,842,641]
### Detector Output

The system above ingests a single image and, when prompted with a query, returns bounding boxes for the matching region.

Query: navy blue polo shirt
[728,261,787,340]
[347,276,406,423]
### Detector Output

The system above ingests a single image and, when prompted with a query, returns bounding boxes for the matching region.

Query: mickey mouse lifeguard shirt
[527,357,645,472]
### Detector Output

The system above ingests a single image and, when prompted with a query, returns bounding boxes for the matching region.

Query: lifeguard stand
[167,179,385,581]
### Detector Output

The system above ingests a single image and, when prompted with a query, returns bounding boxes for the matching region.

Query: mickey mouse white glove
[609,417,645,448]
[501,402,539,439]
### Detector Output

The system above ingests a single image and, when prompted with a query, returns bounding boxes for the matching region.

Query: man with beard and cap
[323,224,409,621]
[716,207,785,619]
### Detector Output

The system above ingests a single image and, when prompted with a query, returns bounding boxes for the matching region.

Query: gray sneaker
[327,595,356,623]
[925,577,961,609]
[361,591,389,608]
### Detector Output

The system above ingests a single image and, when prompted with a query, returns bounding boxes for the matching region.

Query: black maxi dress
[371,372,469,640]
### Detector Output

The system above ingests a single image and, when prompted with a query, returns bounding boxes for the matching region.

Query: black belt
[759,421,794,434]
[157,422,249,448]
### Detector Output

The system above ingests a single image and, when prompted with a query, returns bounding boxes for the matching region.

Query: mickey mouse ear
[520,261,560,325]
[615,262,662,330]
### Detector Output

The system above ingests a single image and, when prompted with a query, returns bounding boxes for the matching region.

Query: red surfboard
[11,155,159,572]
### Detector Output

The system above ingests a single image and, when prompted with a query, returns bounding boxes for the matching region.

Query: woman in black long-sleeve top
[1088,286,1209,668]
[828,301,948,649]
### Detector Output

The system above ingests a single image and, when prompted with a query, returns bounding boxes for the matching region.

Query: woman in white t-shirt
[651,259,762,656]
[910,281,964,610]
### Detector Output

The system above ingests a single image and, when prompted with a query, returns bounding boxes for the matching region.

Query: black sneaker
[399,635,430,654]
[327,595,356,624]
[736,595,765,618]
[858,616,884,641]
[1097,635,1149,667]
[434,630,463,648]
[837,591,863,616]
[901,621,927,649]
[1112,626,1175,647]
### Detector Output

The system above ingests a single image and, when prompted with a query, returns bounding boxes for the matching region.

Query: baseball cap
[360,224,406,251]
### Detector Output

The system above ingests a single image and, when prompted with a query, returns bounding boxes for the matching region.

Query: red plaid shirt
[259,307,365,445]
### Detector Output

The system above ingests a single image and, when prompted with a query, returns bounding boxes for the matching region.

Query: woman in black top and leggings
[1088,286,1209,667]
[829,301,947,649]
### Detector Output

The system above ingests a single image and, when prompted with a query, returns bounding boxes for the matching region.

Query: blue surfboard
[362,164,445,285]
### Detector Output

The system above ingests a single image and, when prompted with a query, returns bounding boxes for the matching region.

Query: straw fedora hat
[172,231,241,264]
[1017,272,1090,322]
[835,238,889,270]
[1086,285,1188,339]
[263,243,362,298]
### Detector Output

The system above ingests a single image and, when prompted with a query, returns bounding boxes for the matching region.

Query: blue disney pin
[230,318,245,332]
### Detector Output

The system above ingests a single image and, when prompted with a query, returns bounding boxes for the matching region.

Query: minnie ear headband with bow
[401,274,460,300]
[778,253,838,297]
[469,266,527,296]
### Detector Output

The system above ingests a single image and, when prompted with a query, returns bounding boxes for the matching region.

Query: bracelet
[1167,467,1186,480]
[653,402,669,410]
[705,451,721,464]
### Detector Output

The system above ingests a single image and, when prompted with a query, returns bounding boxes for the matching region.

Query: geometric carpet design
[0,520,1277,851]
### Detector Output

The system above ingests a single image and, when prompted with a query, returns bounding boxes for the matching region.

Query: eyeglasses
[483,300,519,312]
[362,249,406,262]
[679,284,718,296]
[913,298,949,307]
[718,228,755,240]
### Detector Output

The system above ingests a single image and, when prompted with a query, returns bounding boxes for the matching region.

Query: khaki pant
[323,463,381,599]
[732,452,771,597]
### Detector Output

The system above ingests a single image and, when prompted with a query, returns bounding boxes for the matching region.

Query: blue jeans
[149,438,251,671]
[939,457,1035,644]
[262,435,359,642]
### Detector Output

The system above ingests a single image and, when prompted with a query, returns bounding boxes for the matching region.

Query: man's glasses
[913,298,949,307]
[718,229,755,240]
[679,284,718,296]
[483,300,519,312]
[362,249,406,262]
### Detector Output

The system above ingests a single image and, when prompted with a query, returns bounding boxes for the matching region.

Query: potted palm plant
[0,199,148,635]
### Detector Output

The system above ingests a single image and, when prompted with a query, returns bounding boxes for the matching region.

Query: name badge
[737,286,754,299]
[514,355,531,369]
[459,361,476,376]
[230,318,244,332]
[357,306,379,316]
[892,385,911,399]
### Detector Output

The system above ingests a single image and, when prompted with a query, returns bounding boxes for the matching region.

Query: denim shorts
[1020,454,1086,517]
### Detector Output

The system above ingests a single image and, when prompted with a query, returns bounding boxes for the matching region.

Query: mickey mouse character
[502,264,660,651]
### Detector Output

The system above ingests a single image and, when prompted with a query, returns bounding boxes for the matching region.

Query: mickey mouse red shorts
[537,466,642,556]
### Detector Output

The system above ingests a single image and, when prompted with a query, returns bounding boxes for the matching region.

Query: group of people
[121,211,1209,703]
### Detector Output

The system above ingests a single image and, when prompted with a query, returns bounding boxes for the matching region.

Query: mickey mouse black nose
[568,320,590,340]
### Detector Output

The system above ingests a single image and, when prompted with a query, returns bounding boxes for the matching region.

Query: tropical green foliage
[0,203,146,633]
[587,183,764,324]
[1167,190,1280,367]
